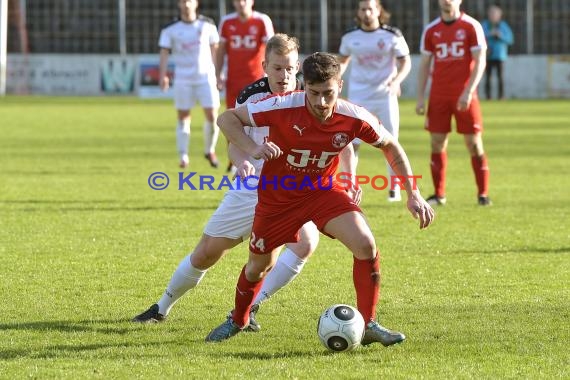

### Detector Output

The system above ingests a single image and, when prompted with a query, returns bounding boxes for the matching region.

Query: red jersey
[219,12,274,98]
[247,91,388,207]
[420,12,486,97]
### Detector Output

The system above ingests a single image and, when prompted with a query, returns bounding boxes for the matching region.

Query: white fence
[6,54,570,99]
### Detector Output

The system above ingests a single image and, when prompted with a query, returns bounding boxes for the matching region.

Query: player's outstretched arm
[375,137,435,229]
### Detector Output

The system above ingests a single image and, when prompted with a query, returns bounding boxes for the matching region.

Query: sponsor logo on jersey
[332,132,350,148]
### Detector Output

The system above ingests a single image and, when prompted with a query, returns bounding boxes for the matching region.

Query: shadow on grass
[0,319,132,335]
[0,340,179,360]
[210,350,328,360]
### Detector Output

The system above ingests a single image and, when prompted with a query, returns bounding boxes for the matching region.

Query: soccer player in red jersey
[415,0,492,206]
[216,0,274,109]
[132,35,359,331]
[215,0,274,172]
[206,52,435,346]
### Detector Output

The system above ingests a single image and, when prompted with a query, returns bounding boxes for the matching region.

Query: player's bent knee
[244,259,272,282]
[350,238,377,261]
[287,239,318,259]
[190,235,238,269]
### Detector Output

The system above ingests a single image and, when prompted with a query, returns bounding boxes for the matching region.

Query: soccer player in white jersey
[338,0,411,202]
[132,34,359,328]
[158,0,221,169]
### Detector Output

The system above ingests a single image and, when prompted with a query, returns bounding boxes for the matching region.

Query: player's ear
[262,60,267,72]
[338,79,344,92]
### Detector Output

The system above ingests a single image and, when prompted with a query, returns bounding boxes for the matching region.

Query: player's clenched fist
[251,142,282,161]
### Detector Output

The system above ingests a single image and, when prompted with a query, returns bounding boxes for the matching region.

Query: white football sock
[203,121,219,154]
[156,254,206,316]
[253,248,306,305]
[176,119,190,157]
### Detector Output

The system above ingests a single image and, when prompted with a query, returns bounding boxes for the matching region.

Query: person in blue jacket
[482,4,514,100]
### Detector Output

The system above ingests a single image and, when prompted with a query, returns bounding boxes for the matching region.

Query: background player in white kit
[132,34,359,327]
[158,0,221,169]
[338,0,411,201]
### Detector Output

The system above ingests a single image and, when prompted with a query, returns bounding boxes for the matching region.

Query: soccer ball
[317,304,365,352]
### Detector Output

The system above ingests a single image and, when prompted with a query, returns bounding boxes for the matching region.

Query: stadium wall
[6,54,570,99]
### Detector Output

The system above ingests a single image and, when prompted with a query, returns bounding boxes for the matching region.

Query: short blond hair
[265,33,300,58]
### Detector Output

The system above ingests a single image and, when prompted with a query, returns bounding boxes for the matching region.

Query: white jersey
[158,16,219,84]
[339,24,410,102]
[235,77,303,176]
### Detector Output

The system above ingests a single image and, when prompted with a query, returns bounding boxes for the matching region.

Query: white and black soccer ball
[317,304,365,352]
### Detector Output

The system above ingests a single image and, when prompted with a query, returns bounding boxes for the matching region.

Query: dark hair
[302,52,341,84]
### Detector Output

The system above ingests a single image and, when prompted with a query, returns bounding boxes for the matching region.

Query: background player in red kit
[415,0,491,206]
[205,52,435,346]
[216,0,274,109]
[216,0,274,171]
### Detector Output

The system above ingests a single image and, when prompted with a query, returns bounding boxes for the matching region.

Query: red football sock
[471,154,489,196]
[232,266,263,328]
[431,152,447,197]
[353,252,380,323]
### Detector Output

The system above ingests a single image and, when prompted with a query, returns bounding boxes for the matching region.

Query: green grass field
[0,97,568,379]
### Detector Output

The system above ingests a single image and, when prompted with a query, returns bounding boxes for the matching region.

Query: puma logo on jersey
[292,125,306,136]
[434,31,441,38]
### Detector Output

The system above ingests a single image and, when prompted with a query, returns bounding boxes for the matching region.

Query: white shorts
[204,188,257,240]
[174,80,220,111]
[351,95,399,145]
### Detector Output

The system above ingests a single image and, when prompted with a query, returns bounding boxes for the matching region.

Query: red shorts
[425,95,483,134]
[249,190,361,255]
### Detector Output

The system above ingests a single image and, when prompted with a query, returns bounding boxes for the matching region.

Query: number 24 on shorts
[249,232,266,253]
